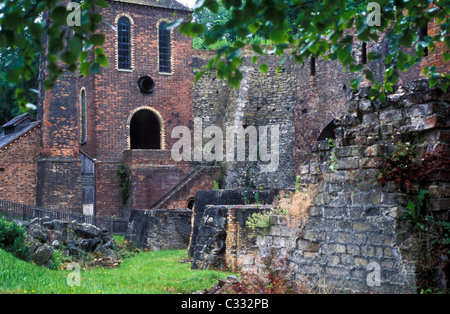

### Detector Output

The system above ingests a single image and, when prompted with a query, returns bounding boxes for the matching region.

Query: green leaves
[269,29,289,44]
[180,0,449,101]
[0,0,109,110]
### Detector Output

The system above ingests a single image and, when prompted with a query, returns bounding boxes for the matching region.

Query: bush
[0,218,30,261]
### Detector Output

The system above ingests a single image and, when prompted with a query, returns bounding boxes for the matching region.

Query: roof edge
[108,0,192,12]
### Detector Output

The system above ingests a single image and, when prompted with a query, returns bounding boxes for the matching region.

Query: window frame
[80,88,87,144]
[115,14,134,72]
[158,20,173,75]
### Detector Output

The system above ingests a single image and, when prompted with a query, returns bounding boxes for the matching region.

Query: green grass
[0,249,234,294]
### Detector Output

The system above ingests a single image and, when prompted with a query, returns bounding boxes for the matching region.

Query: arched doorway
[317,119,336,141]
[130,109,161,149]
[187,198,195,210]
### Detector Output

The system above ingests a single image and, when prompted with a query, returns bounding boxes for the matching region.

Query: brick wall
[37,65,83,213]
[421,19,450,75]
[90,2,194,216]
[0,125,41,205]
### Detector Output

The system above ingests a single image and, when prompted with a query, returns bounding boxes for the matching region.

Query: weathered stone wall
[193,51,297,190]
[240,79,450,293]
[188,189,276,259]
[190,204,271,271]
[125,209,192,250]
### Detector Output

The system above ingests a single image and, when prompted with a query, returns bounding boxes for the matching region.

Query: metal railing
[0,199,128,235]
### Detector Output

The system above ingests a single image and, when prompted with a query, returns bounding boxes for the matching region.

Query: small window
[81,89,87,143]
[361,42,367,64]
[118,17,131,70]
[159,22,171,73]
[310,56,316,76]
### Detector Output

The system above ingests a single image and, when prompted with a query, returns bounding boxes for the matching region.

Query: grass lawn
[0,248,234,294]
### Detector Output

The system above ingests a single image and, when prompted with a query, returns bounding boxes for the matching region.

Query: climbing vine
[117,164,131,205]
[378,142,450,293]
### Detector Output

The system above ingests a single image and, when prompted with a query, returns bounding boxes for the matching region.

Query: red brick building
[33,0,221,217]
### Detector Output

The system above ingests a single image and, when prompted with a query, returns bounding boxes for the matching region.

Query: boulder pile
[26,216,119,267]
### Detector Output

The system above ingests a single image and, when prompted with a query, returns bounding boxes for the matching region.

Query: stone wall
[190,204,272,271]
[125,209,192,250]
[239,79,450,293]
[188,189,276,259]
[193,51,297,190]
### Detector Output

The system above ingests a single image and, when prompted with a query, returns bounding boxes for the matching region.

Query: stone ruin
[26,217,120,267]
[187,79,450,294]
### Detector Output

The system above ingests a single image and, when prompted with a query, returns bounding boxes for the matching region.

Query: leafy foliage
[0,218,30,261]
[0,45,38,124]
[0,0,109,111]
[117,163,131,205]
[177,0,450,93]
[378,143,450,192]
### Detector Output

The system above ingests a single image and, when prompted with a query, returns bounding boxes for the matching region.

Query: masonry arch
[127,107,165,150]
[317,119,336,141]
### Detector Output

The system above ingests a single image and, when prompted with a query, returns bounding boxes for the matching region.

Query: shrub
[0,218,30,261]
[246,186,315,237]
[276,186,314,228]
[378,143,449,192]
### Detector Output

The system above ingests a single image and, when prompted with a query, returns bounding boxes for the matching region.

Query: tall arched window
[118,17,131,70]
[81,89,87,143]
[159,22,171,73]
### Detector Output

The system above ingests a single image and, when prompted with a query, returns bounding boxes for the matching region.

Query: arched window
[118,17,131,70]
[130,110,161,149]
[81,89,87,143]
[159,22,171,73]
[317,120,336,141]
[187,198,195,210]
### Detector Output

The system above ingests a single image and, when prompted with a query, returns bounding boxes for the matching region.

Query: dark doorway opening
[317,119,336,141]
[130,110,161,149]
[187,199,195,210]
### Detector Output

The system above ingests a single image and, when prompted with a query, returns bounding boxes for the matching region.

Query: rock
[25,217,121,265]
[31,244,54,266]
[73,223,101,239]
[29,226,47,243]
[67,240,82,255]
[53,220,69,232]
[46,229,62,245]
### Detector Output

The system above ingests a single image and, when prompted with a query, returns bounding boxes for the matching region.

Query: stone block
[351,192,381,206]
[380,124,394,135]
[359,99,373,113]
[300,164,310,174]
[362,112,379,125]
[380,109,403,122]
[335,158,359,170]
[364,144,385,157]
